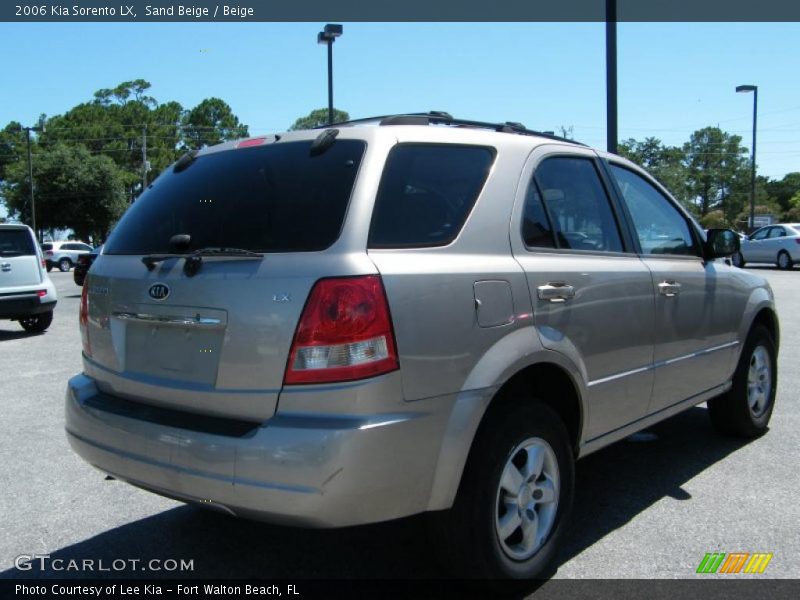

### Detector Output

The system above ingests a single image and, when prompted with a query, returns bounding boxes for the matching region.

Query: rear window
[368,144,494,248]
[0,229,36,256]
[104,139,366,255]
[40,243,52,251]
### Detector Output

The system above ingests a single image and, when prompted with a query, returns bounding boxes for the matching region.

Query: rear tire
[58,258,72,272]
[708,324,776,437]
[431,402,574,580]
[19,311,53,333]
[777,251,792,270]
[731,252,745,268]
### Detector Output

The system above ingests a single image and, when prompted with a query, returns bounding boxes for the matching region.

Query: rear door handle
[537,283,575,303]
[658,281,682,297]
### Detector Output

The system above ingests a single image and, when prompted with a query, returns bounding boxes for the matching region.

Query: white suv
[0,224,58,332]
[41,240,93,272]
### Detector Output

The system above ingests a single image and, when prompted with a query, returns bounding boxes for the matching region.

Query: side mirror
[705,228,740,259]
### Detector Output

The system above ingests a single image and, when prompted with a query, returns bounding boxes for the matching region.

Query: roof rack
[322,111,585,146]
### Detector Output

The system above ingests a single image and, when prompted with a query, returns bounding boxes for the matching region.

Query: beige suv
[66,113,778,579]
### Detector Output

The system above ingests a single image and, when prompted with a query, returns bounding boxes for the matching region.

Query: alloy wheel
[494,437,560,561]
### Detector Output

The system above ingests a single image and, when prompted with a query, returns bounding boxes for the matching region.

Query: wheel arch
[426,347,585,512]
[750,306,780,350]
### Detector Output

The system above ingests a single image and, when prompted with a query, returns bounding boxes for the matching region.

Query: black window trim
[601,159,706,262]
[367,142,497,250]
[520,153,636,257]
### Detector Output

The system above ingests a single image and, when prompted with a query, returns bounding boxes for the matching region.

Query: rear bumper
[65,373,452,527]
[0,295,56,318]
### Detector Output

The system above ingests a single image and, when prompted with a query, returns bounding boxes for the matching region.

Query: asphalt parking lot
[1,267,798,581]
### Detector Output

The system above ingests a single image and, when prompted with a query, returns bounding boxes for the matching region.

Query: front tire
[708,324,776,437]
[58,258,72,272]
[433,402,574,580]
[19,311,53,333]
[777,250,792,270]
[731,252,745,268]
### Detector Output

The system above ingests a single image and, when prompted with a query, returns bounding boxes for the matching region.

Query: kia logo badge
[148,283,170,301]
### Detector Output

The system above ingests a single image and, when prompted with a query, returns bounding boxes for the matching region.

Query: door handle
[658,281,682,297]
[537,283,575,303]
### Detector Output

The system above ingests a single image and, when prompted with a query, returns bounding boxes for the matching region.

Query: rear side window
[368,144,494,248]
[0,229,36,256]
[530,157,623,253]
[104,140,366,255]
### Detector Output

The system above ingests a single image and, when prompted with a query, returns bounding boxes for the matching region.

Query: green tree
[290,108,350,130]
[183,98,249,149]
[683,127,750,219]
[0,121,26,183]
[1,144,126,241]
[699,210,730,229]
[93,79,156,107]
[764,172,800,218]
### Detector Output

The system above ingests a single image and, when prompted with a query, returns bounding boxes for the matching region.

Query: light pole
[317,23,343,126]
[14,120,45,240]
[736,84,758,231]
[606,0,618,154]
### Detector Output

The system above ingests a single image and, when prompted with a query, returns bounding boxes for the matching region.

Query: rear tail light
[37,290,46,297]
[284,275,399,384]
[45,250,53,256]
[40,258,46,268]
[79,283,91,357]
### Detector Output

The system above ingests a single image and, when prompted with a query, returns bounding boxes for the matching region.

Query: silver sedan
[733,223,800,269]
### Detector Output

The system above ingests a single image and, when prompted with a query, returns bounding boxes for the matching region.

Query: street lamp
[317,23,343,126]
[736,84,758,231]
[14,120,45,240]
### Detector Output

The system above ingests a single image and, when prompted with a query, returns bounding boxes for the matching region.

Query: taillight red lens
[40,259,46,268]
[284,275,399,384]
[45,250,53,256]
[79,283,91,356]
[37,290,46,297]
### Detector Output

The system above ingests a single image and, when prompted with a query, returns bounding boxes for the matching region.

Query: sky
[0,21,798,187]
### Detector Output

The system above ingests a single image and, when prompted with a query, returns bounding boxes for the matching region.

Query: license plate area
[121,305,227,386]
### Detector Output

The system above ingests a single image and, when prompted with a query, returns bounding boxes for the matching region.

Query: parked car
[732,223,800,269]
[73,246,102,286]
[41,240,93,272]
[0,224,58,332]
[65,113,779,580]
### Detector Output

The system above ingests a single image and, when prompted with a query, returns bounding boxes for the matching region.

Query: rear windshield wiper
[142,247,263,276]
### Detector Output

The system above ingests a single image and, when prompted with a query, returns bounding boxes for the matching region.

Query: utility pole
[142,125,148,191]
[26,128,35,235]
[16,120,45,240]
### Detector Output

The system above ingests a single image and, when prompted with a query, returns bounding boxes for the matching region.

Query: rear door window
[104,139,366,255]
[768,227,786,238]
[0,229,36,256]
[368,144,494,248]
[528,156,623,252]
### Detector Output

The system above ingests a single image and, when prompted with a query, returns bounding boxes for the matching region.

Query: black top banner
[2,0,800,22]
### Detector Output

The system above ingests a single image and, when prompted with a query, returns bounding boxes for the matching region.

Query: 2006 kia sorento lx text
[66,113,779,579]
